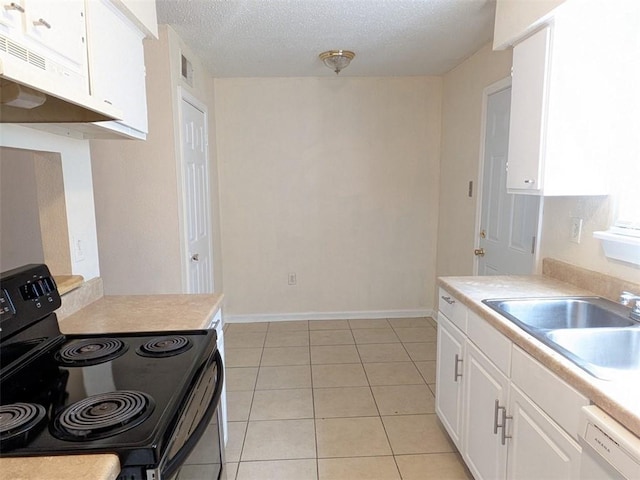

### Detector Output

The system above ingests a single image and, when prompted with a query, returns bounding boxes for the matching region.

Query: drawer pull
[493,399,512,445]
[441,295,455,305]
[454,354,463,382]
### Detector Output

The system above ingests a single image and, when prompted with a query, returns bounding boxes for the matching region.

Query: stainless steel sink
[483,297,636,331]
[482,296,640,380]
[545,328,640,379]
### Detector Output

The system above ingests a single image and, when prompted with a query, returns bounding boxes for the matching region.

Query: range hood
[0,56,121,124]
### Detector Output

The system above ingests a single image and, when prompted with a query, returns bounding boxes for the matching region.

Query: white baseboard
[225,308,436,324]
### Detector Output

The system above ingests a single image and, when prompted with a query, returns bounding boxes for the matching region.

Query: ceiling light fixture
[319,50,355,75]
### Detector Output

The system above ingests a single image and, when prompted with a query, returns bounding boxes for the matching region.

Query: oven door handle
[161,349,224,479]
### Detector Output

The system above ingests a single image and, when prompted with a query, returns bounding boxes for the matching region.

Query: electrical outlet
[570,217,583,244]
[288,273,297,285]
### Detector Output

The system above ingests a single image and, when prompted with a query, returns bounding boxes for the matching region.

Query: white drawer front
[466,310,511,376]
[438,287,467,333]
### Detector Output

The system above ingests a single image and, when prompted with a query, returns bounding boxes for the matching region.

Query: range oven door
[154,348,225,480]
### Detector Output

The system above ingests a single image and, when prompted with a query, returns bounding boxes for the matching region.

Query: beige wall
[215,76,442,319]
[436,43,513,281]
[90,25,223,294]
[538,196,639,284]
[493,0,566,48]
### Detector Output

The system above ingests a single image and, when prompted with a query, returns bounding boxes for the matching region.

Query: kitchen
[1,0,640,479]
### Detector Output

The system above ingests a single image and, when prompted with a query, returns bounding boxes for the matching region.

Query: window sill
[593,230,640,266]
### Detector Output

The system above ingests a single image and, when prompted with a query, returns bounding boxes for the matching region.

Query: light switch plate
[570,217,583,244]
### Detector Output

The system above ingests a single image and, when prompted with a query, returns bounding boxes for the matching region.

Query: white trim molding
[225,309,435,324]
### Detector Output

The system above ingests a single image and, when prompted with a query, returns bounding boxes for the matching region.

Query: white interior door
[181,95,213,293]
[478,85,540,275]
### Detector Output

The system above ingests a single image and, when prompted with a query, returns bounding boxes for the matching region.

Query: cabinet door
[506,384,581,479]
[86,0,148,135]
[507,26,550,193]
[463,341,509,480]
[23,0,86,68]
[435,312,466,449]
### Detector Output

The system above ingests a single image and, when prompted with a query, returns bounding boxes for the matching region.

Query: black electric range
[0,264,224,480]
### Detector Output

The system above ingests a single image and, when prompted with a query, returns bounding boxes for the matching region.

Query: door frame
[176,86,215,293]
[473,77,544,275]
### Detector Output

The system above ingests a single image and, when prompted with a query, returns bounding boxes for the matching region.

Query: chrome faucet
[619,291,640,321]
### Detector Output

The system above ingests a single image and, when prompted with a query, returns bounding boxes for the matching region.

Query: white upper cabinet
[505,0,637,196]
[84,0,148,138]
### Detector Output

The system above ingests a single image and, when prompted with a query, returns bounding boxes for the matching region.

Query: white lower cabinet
[507,384,581,479]
[436,289,583,479]
[435,312,465,449]
[463,341,509,480]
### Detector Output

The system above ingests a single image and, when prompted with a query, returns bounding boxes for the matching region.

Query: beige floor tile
[268,320,309,332]
[314,386,378,418]
[312,364,368,387]
[318,456,400,480]
[260,346,310,366]
[256,365,312,390]
[388,317,432,328]
[224,331,267,348]
[372,385,435,415]
[382,414,456,455]
[225,461,238,480]
[395,453,472,480]
[226,323,269,333]
[316,417,392,458]
[242,419,316,461]
[177,463,222,480]
[311,345,361,364]
[310,329,354,346]
[250,388,313,420]
[356,344,410,363]
[428,383,436,396]
[225,421,248,463]
[226,367,259,391]
[225,348,263,367]
[426,317,438,327]
[363,362,424,386]
[415,361,437,384]
[236,459,317,480]
[264,330,310,347]
[227,391,253,421]
[309,320,350,330]
[352,328,400,344]
[403,342,437,361]
[348,318,391,329]
[394,327,437,343]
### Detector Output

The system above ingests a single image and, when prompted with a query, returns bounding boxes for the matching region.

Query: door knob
[191,253,199,262]
[474,248,485,257]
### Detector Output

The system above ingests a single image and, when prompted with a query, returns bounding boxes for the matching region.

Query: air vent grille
[0,34,46,70]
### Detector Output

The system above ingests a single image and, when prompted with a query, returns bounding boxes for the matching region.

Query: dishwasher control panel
[580,405,640,479]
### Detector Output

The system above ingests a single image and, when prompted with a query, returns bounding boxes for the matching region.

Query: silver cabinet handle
[524,179,536,184]
[4,2,25,12]
[493,399,512,445]
[441,295,455,305]
[454,354,463,382]
[33,17,51,28]
[191,253,199,262]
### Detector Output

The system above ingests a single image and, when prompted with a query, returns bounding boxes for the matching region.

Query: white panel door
[478,86,540,275]
[181,97,213,294]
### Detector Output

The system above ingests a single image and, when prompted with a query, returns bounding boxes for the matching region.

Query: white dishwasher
[579,405,640,479]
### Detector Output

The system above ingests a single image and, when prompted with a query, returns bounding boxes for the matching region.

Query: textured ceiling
[155,0,496,77]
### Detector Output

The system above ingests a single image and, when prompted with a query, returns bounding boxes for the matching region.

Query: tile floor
[220,317,473,480]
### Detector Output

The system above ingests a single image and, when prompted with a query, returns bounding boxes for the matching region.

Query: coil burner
[137,335,192,358]
[0,403,47,450]
[53,391,154,441]
[56,338,128,366]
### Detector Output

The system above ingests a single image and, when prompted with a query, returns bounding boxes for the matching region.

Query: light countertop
[438,275,640,438]
[0,293,224,480]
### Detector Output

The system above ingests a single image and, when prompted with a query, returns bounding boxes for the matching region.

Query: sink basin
[545,328,640,379]
[483,297,636,331]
